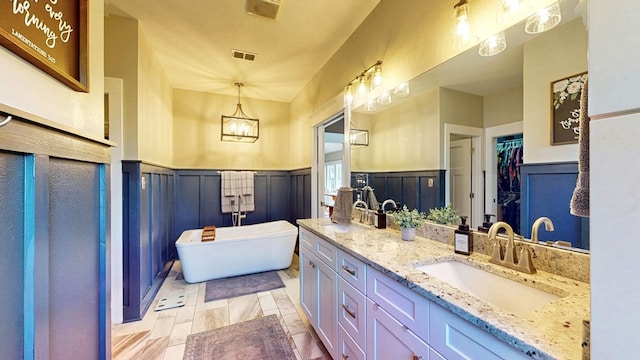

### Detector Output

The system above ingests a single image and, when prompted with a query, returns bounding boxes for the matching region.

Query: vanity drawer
[299,228,315,250]
[429,302,529,360]
[338,277,366,348]
[299,229,338,271]
[338,323,366,360]
[338,249,367,293]
[366,267,429,341]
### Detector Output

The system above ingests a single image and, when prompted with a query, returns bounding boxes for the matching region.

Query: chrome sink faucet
[488,221,536,274]
[352,200,369,223]
[531,217,554,244]
[381,199,397,212]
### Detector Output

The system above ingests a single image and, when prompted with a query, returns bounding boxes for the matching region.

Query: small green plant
[426,204,460,226]
[393,205,427,228]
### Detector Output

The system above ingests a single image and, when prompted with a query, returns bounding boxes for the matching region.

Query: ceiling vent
[246,0,281,20]
[231,49,257,62]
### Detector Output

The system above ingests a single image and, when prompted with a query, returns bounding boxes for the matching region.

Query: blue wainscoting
[174,169,308,236]
[520,162,589,249]
[48,158,103,359]
[0,150,109,359]
[122,161,175,322]
[352,170,446,212]
[0,151,25,360]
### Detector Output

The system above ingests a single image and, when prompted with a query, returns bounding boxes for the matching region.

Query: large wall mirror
[349,0,589,251]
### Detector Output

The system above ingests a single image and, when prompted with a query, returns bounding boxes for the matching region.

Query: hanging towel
[221,171,240,213]
[221,171,255,213]
[239,171,255,212]
[570,79,590,217]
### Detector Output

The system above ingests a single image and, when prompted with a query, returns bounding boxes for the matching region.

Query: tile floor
[111,254,331,359]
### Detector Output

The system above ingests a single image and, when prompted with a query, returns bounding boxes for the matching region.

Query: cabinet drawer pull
[342,304,357,319]
[341,265,356,276]
[412,355,423,360]
[401,324,409,331]
[342,354,349,360]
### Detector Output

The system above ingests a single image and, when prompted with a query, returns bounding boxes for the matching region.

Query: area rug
[204,271,284,302]
[183,315,296,360]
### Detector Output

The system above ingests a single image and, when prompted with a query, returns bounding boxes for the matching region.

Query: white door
[450,138,472,220]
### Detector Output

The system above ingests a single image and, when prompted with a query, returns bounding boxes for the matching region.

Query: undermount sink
[414,261,562,315]
[323,223,365,233]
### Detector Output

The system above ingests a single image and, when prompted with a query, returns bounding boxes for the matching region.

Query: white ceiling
[105,0,380,102]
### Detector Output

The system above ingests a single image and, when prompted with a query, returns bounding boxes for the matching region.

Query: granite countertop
[297,218,590,360]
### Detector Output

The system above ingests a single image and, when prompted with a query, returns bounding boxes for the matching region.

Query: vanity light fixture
[393,82,410,97]
[479,31,507,56]
[344,84,354,108]
[364,98,377,112]
[525,1,561,34]
[221,82,259,143]
[377,91,392,106]
[453,0,473,50]
[497,0,527,23]
[349,127,369,148]
[342,60,383,107]
[357,74,368,97]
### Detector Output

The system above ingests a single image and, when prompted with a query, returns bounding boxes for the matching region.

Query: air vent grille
[231,49,257,61]
[246,0,281,20]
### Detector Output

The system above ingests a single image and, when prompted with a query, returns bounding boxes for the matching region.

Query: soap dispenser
[454,216,473,255]
[477,214,495,233]
[375,204,386,229]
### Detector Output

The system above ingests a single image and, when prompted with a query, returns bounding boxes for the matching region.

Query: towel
[221,171,255,213]
[570,79,589,217]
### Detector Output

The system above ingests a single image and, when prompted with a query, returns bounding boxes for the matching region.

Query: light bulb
[501,0,522,13]
[479,31,507,56]
[364,98,377,112]
[344,85,354,107]
[377,91,392,105]
[372,65,383,88]
[525,1,561,34]
[393,83,410,97]
[357,75,368,96]
[230,123,237,135]
[454,0,471,42]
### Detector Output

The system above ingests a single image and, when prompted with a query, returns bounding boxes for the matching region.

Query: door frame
[311,107,349,218]
[484,121,523,220]
[444,124,483,228]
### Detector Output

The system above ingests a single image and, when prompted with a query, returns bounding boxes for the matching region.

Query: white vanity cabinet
[337,250,368,358]
[299,227,533,360]
[367,298,430,360]
[299,229,338,358]
[429,303,530,360]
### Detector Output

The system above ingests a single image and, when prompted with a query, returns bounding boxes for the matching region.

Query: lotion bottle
[454,216,473,255]
[375,204,386,229]
[477,214,494,233]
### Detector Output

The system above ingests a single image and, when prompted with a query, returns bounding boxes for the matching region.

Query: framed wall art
[0,0,89,92]
[550,72,588,145]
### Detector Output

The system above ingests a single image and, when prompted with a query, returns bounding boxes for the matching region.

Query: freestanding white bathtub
[175,220,298,283]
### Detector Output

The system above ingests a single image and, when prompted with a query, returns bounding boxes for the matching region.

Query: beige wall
[137,32,174,167]
[173,89,290,170]
[0,0,105,137]
[290,0,558,169]
[484,86,523,128]
[440,88,484,129]
[105,15,139,160]
[105,16,174,166]
[523,19,588,164]
[351,88,441,172]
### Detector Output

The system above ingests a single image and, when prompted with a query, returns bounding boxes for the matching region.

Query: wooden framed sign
[0,0,88,92]
[550,72,587,145]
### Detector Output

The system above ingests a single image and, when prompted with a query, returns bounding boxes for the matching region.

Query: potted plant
[393,205,427,241]
[426,204,460,226]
